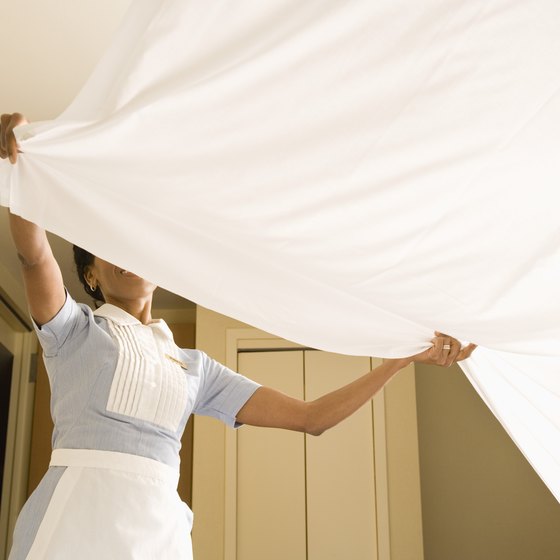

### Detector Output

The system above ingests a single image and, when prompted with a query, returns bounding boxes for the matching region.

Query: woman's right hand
[2,111,66,326]
[0,113,28,164]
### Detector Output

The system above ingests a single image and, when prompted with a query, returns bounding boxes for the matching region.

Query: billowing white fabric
[1,1,560,498]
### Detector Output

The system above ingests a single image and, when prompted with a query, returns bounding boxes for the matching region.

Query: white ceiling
[0,0,194,313]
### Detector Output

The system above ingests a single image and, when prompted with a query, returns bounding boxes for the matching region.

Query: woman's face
[85,257,157,303]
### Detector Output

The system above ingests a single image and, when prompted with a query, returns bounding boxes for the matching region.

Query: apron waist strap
[50,448,180,488]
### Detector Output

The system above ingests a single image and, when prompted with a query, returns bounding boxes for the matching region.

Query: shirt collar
[94,304,140,325]
[94,304,174,338]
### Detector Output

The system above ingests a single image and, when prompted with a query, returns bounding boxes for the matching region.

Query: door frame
[223,327,393,560]
[0,308,37,559]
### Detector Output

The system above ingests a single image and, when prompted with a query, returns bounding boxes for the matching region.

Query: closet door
[305,351,378,560]
[237,351,307,560]
[236,349,379,560]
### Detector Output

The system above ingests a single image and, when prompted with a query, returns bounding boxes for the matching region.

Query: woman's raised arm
[2,113,65,326]
[236,334,476,435]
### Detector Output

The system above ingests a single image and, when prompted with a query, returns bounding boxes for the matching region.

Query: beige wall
[415,363,560,560]
[0,1,132,122]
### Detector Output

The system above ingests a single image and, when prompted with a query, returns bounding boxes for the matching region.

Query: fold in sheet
[1,0,559,498]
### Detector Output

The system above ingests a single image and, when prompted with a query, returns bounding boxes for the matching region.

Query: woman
[1,112,476,559]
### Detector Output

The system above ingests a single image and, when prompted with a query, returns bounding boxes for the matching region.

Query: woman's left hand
[411,332,477,367]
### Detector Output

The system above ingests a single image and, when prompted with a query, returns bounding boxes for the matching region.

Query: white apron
[26,449,193,560]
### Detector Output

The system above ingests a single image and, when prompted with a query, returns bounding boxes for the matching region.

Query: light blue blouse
[8,292,260,560]
[35,291,260,467]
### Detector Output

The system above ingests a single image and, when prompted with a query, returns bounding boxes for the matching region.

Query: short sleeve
[33,291,89,357]
[193,351,261,428]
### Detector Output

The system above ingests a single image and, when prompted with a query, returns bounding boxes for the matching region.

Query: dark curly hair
[73,245,105,302]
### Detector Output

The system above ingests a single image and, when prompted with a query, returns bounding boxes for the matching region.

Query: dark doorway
[0,342,14,509]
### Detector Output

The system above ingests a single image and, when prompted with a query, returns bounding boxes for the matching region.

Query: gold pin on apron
[165,354,188,370]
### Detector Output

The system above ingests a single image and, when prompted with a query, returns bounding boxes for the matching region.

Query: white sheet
[1,0,560,499]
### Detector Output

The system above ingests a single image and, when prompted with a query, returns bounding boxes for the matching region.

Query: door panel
[237,351,307,560]
[305,351,377,560]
